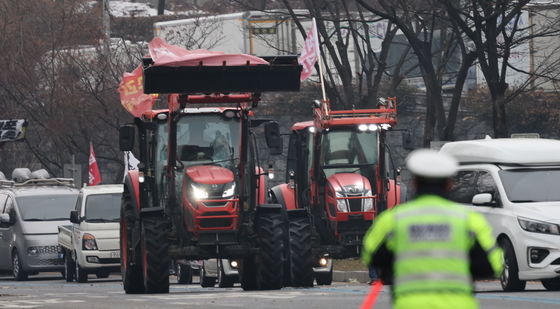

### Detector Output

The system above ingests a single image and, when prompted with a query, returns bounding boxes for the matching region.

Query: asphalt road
[1,274,560,308]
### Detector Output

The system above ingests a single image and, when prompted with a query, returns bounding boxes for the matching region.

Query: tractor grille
[347,196,362,212]
[203,201,229,207]
[200,218,233,228]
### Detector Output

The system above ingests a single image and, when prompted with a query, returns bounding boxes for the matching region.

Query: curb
[333,270,370,283]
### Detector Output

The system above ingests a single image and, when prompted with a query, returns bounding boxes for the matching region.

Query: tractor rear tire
[287,217,314,287]
[120,194,144,294]
[255,211,284,290]
[141,217,170,293]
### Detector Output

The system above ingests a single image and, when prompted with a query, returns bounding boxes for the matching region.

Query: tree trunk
[423,93,436,147]
[492,93,508,138]
[444,53,476,140]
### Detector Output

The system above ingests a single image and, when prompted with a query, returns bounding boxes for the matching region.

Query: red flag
[298,18,320,81]
[88,142,102,186]
[118,65,155,117]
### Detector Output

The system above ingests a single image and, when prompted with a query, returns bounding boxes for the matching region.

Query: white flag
[123,151,140,182]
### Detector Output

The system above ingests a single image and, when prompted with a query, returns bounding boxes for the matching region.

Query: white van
[440,138,560,291]
[58,184,122,282]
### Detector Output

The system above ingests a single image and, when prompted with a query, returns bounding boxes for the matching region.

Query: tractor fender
[386,179,402,209]
[269,184,297,211]
[124,170,141,212]
[256,203,283,215]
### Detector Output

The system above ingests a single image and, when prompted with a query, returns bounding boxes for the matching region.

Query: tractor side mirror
[264,122,283,155]
[69,210,81,224]
[119,125,135,151]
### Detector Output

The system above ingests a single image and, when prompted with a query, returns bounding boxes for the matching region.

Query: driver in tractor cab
[211,130,230,161]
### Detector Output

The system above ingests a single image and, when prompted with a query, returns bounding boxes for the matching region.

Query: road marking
[0,299,85,308]
[477,294,560,305]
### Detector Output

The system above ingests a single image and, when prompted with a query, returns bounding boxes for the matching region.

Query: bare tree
[356,0,465,145]
[439,0,560,137]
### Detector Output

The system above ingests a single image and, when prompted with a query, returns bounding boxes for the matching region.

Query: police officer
[361,149,503,309]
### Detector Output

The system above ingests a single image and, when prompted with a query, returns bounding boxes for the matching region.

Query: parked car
[58,184,122,283]
[440,137,560,291]
[0,169,78,280]
[200,259,239,288]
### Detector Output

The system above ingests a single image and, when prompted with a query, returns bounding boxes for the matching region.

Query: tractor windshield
[320,129,378,178]
[156,113,240,170]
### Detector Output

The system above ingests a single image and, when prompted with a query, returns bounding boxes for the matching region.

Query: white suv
[440,138,560,291]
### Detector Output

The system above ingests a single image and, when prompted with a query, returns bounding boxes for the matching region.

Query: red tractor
[118,46,301,293]
[270,98,402,286]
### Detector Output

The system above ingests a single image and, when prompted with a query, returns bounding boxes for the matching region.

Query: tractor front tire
[287,217,314,287]
[120,194,144,294]
[255,211,284,290]
[240,256,258,291]
[141,217,170,293]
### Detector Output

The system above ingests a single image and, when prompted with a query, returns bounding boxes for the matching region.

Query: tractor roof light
[308,126,316,133]
[223,110,237,119]
[358,124,368,132]
[156,113,168,121]
[368,124,378,132]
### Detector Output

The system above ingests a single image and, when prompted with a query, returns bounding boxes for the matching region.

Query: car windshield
[85,193,121,222]
[17,194,77,221]
[499,169,560,203]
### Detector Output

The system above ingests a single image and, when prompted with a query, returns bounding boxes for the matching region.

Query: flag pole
[313,18,327,102]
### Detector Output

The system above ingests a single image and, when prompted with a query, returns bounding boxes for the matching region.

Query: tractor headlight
[222,182,236,198]
[363,190,374,211]
[518,217,560,235]
[191,184,208,200]
[335,192,349,212]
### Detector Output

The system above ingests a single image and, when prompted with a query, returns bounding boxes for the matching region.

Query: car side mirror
[0,213,11,224]
[119,125,135,151]
[472,193,495,206]
[264,121,283,155]
[69,210,81,224]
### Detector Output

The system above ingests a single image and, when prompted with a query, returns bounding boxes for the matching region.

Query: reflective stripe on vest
[392,199,473,296]
[395,272,472,286]
[397,249,467,260]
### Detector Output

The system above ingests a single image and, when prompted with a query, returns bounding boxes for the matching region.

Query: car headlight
[83,233,98,250]
[363,190,374,211]
[335,192,349,212]
[222,182,236,198]
[27,247,38,256]
[191,184,208,200]
[518,217,560,235]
